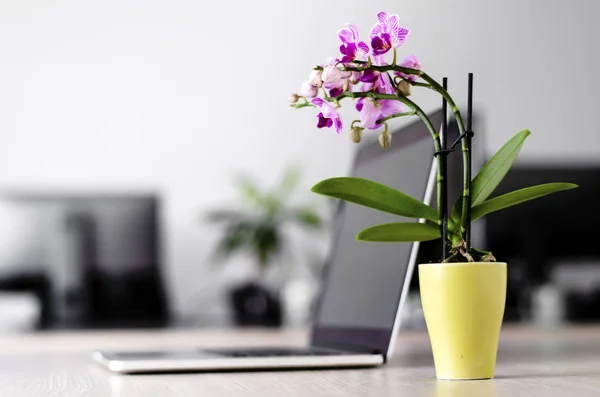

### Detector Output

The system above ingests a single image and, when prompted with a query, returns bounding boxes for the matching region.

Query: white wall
[0,0,598,318]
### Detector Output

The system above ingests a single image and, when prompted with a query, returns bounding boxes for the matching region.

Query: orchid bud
[300,80,318,98]
[309,70,323,88]
[322,64,341,84]
[350,127,363,143]
[287,94,300,104]
[379,131,392,148]
[397,80,412,97]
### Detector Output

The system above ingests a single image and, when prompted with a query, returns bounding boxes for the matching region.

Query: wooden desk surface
[1,325,600,397]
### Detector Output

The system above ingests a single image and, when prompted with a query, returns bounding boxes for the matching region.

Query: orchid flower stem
[410,81,432,89]
[376,111,416,124]
[392,75,431,89]
[392,49,397,66]
[419,72,470,249]
[335,64,422,77]
[395,97,446,234]
[292,102,315,109]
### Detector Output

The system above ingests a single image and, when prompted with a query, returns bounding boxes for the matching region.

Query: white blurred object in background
[0,292,40,333]
[282,277,319,326]
[552,262,600,293]
[530,283,565,329]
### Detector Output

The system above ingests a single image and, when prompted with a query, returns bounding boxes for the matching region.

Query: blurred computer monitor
[485,166,600,321]
[0,193,167,329]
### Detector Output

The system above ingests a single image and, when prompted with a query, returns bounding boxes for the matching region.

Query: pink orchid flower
[356,98,404,130]
[370,11,410,56]
[311,98,343,134]
[395,55,421,82]
[361,72,395,95]
[338,23,369,63]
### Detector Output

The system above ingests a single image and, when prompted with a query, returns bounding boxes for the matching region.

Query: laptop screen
[312,110,444,354]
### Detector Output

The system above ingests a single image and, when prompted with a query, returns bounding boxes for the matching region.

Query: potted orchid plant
[289,11,577,380]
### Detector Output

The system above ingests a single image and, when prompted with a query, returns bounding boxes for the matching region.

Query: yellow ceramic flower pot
[419,262,507,380]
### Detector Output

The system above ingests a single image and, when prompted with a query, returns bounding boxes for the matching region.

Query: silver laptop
[94,110,446,373]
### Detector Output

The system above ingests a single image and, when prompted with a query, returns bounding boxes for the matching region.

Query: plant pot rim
[419,262,507,267]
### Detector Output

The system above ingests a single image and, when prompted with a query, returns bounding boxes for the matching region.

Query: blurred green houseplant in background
[205,168,324,326]
[206,168,323,278]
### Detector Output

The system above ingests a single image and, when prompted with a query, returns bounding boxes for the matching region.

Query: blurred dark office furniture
[0,194,168,329]
[486,166,600,322]
[229,283,283,327]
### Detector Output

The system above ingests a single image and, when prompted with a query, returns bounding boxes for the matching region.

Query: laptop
[94,109,447,373]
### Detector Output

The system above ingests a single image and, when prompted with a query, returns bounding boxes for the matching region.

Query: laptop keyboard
[206,347,345,358]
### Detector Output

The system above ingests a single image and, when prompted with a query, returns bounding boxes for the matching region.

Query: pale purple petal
[361,82,376,92]
[338,27,354,44]
[358,98,382,130]
[333,116,343,134]
[338,23,360,44]
[371,55,386,66]
[351,70,363,83]
[400,55,420,69]
[377,11,389,25]
[370,22,385,40]
[387,14,399,34]
[323,80,342,90]
[319,100,339,119]
[379,100,405,117]
[393,27,410,47]
[311,97,325,107]
[396,55,421,81]
[377,74,395,95]
[347,23,359,40]
[357,41,369,57]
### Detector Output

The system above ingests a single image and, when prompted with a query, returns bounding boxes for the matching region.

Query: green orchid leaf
[471,182,578,221]
[311,177,438,222]
[471,130,532,206]
[356,222,441,242]
[451,130,531,222]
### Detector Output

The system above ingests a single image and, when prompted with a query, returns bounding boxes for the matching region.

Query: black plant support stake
[440,77,449,259]
[466,73,474,251]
